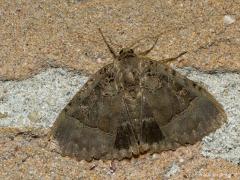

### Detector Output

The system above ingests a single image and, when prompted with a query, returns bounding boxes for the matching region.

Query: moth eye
[119,49,123,54]
[129,49,134,53]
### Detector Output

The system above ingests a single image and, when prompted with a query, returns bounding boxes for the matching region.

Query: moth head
[98,28,156,60]
[118,48,136,59]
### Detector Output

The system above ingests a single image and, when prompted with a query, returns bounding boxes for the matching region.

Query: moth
[51,29,227,161]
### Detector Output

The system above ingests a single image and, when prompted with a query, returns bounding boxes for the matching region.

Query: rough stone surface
[224,15,236,25]
[0,0,239,80]
[0,68,87,127]
[164,162,181,178]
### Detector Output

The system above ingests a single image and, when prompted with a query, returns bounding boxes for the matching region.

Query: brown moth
[51,29,227,161]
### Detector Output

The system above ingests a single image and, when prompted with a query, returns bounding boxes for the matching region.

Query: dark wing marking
[139,57,227,152]
[141,118,164,144]
[52,64,138,161]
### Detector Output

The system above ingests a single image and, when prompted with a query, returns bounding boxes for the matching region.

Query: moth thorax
[125,71,135,83]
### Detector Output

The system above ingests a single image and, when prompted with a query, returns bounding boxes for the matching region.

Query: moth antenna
[161,51,187,64]
[138,36,159,56]
[129,36,148,49]
[98,28,117,58]
[130,26,186,54]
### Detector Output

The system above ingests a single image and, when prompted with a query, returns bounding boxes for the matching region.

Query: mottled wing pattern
[139,57,226,153]
[52,64,138,161]
[52,56,227,161]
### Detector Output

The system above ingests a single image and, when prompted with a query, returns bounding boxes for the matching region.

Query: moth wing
[139,58,227,151]
[52,64,137,161]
